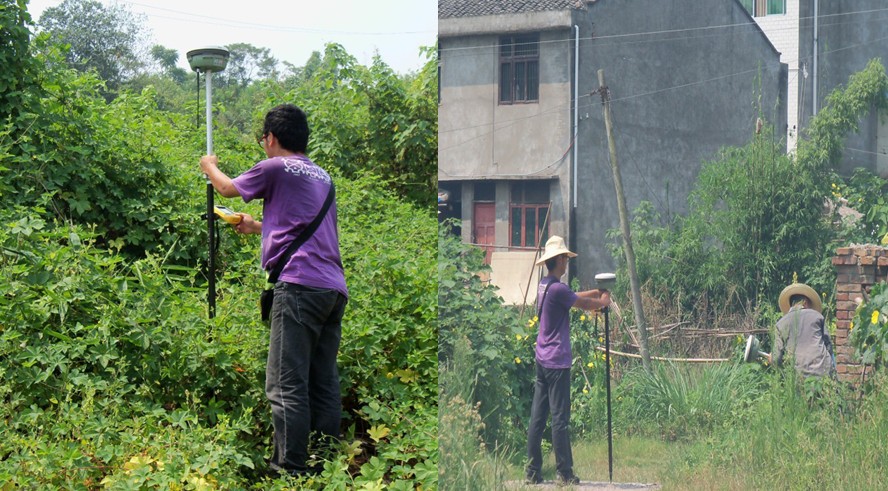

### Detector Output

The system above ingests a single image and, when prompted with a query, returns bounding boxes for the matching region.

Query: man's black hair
[262,103,310,153]
[545,256,558,271]
[789,294,810,307]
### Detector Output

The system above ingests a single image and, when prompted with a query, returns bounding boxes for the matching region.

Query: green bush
[0,208,264,487]
[1,5,439,482]
[438,220,529,450]
[850,281,888,371]
[611,60,888,322]
[610,122,831,318]
[0,174,438,488]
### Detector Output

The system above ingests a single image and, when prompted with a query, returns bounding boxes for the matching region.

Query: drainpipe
[573,24,579,210]
[813,0,818,115]
[569,24,579,283]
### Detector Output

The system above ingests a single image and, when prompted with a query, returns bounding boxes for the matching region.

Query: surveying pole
[595,273,616,482]
[187,47,229,319]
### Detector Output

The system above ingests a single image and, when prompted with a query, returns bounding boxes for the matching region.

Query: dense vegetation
[608,59,888,322]
[1,1,437,488]
[438,60,888,489]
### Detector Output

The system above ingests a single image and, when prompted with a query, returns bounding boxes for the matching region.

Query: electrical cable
[125,0,434,36]
[441,31,888,150]
[439,6,888,59]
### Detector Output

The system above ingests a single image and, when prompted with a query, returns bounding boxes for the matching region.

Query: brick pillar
[831,245,888,382]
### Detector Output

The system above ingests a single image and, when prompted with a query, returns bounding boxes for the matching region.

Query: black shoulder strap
[537,279,556,318]
[266,182,335,284]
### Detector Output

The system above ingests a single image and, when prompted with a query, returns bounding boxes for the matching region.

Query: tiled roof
[439,0,586,19]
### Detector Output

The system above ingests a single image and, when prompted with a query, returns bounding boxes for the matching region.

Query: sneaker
[525,473,543,485]
[556,473,580,486]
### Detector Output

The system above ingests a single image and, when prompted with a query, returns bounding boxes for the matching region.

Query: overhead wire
[438,6,888,59]
[440,6,888,152]
[124,0,435,36]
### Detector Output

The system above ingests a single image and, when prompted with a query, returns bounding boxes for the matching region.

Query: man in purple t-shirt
[526,236,609,486]
[200,104,347,478]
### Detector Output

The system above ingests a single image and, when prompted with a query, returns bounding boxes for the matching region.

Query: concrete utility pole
[596,69,652,373]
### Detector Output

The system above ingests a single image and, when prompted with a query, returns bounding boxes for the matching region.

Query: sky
[25,0,439,74]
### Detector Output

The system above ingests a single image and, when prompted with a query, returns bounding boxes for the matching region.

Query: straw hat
[778,283,822,314]
[535,236,577,266]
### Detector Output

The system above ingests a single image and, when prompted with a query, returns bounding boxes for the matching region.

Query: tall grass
[440,341,888,490]
[680,371,888,490]
[439,335,511,490]
[618,361,764,440]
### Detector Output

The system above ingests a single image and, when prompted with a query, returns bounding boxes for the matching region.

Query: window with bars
[499,34,540,104]
[510,181,549,248]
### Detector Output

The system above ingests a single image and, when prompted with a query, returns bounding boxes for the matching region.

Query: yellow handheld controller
[214,205,243,225]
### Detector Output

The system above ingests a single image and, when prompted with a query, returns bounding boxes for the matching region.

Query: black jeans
[526,363,574,479]
[266,282,347,474]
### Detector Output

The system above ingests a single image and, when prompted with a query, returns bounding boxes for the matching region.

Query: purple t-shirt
[231,155,347,298]
[535,276,577,369]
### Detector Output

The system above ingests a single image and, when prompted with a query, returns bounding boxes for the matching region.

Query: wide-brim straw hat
[535,235,577,266]
[778,283,822,314]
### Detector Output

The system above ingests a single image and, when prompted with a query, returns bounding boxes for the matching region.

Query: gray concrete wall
[798,0,888,177]
[439,0,787,291]
[571,0,787,282]
[439,30,573,181]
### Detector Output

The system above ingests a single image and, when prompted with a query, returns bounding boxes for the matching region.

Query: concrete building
[438,0,787,303]
[741,0,802,150]
[796,0,888,178]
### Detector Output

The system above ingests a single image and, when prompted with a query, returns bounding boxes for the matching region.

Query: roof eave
[439,10,576,38]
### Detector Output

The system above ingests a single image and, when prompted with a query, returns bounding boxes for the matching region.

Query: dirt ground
[504,480,661,490]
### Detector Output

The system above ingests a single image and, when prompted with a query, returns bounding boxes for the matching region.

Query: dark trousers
[266,282,347,474]
[526,364,573,479]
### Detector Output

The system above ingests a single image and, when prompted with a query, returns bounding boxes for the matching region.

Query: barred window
[510,181,549,248]
[499,34,539,104]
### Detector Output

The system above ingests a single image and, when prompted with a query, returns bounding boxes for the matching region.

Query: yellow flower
[386,372,394,379]
[872,310,880,325]
[587,362,594,368]
[515,357,522,364]
[533,316,539,322]
[831,183,837,189]
[582,388,589,394]
[580,315,586,321]
[516,334,523,341]
[850,321,854,331]
[598,337,604,344]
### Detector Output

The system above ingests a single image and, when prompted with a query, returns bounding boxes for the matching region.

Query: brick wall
[831,245,888,381]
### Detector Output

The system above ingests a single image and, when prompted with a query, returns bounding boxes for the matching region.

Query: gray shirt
[775,305,835,377]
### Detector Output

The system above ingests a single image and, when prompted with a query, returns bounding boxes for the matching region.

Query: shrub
[438,220,528,449]
[850,281,888,371]
[0,173,439,488]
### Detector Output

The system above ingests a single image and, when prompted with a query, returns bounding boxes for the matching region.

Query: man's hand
[233,213,262,235]
[575,289,611,311]
[200,155,219,174]
[199,155,239,198]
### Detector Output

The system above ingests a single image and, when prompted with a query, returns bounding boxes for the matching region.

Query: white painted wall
[752,0,801,151]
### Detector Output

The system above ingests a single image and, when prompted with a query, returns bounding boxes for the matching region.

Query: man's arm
[774,321,786,367]
[573,289,610,311]
[200,155,240,198]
